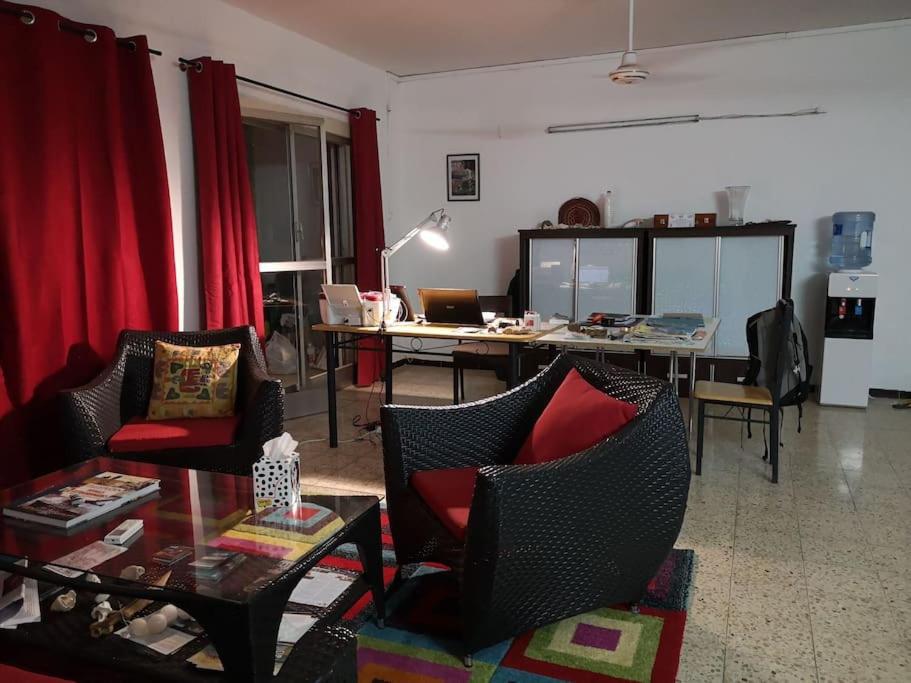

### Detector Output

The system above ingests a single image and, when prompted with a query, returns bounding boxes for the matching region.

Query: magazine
[3,472,160,529]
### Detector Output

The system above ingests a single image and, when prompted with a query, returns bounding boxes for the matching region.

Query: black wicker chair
[381,353,690,662]
[60,326,283,476]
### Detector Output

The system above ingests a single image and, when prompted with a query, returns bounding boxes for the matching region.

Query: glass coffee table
[0,457,385,682]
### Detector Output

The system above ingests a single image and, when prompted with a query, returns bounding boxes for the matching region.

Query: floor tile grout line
[720,461,741,680]
[794,455,826,683]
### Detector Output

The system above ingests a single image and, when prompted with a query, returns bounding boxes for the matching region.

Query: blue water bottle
[829,212,874,270]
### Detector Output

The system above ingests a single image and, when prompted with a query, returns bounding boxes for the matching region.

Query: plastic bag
[265,332,298,375]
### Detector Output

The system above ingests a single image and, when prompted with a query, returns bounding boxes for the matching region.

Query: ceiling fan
[610,0,649,84]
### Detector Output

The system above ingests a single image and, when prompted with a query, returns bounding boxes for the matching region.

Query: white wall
[29,0,392,330]
[389,23,911,391]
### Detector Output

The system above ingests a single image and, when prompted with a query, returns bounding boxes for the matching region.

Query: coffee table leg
[190,601,282,683]
[353,504,386,625]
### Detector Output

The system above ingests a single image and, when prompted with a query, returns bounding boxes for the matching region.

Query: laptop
[418,288,485,326]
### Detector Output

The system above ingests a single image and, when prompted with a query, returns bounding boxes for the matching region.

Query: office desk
[312,322,553,447]
[533,317,720,436]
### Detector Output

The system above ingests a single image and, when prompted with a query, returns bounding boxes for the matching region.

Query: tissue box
[253,452,301,511]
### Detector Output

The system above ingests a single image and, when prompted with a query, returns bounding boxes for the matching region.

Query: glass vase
[725,186,751,226]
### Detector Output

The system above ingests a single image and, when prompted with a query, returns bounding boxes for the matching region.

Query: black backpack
[743,299,813,431]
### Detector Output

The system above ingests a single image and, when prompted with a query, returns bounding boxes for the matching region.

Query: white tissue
[253,432,301,510]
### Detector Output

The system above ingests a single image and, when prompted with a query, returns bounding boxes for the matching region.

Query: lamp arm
[379,208,445,329]
[382,225,423,259]
[382,208,444,257]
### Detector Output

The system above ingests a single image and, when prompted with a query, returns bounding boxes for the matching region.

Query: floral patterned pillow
[147,341,241,420]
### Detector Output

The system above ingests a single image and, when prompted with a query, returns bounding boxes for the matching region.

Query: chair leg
[452,364,460,405]
[460,368,466,401]
[695,400,705,476]
[768,406,779,483]
[463,654,473,668]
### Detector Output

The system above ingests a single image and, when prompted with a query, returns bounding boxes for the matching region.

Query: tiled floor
[286,364,911,682]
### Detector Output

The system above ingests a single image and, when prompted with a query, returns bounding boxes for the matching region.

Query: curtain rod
[178,57,381,122]
[2,5,164,54]
[3,8,375,122]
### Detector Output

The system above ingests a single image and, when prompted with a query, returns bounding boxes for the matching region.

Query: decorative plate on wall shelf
[558,197,600,227]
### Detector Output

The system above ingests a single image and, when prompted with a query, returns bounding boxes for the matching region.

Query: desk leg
[384,335,393,404]
[327,332,338,448]
[688,352,697,439]
[507,343,520,389]
[669,351,679,396]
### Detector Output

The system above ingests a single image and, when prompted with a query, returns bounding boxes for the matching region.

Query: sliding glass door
[244,118,352,417]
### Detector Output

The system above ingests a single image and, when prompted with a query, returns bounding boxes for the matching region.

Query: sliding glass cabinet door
[244,119,338,418]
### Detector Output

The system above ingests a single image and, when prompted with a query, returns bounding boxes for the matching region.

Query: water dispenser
[819,272,878,408]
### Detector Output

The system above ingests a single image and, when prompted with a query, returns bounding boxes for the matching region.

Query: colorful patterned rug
[323,505,695,683]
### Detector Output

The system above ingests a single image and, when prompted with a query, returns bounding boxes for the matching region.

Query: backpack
[743,299,813,431]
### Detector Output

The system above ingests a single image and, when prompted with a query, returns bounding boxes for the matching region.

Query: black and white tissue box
[253,433,301,511]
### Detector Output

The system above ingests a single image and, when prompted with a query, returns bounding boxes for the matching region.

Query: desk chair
[693,300,794,483]
[452,295,512,404]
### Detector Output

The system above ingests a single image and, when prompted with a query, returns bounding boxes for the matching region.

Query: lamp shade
[419,211,451,250]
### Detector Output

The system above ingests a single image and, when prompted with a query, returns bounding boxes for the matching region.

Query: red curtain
[0,2,179,487]
[185,58,265,339]
[350,108,386,386]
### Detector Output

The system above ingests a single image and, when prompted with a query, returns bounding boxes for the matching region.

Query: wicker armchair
[381,353,690,659]
[60,327,283,476]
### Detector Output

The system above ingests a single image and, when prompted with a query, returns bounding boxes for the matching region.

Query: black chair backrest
[118,326,263,420]
[479,295,512,318]
[763,300,795,408]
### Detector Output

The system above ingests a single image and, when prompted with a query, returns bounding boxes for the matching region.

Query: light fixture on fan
[610,0,649,85]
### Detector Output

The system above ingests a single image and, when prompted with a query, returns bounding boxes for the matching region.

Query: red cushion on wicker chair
[108,415,241,453]
[410,467,478,541]
[515,368,637,465]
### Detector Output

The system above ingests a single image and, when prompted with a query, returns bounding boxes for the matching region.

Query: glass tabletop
[0,458,378,603]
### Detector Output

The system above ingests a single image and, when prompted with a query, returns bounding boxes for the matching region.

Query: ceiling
[224,0,911,76]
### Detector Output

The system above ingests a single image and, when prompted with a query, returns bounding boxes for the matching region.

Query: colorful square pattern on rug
[328,506,696,683]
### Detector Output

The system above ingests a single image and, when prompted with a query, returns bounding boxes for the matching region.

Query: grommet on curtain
[124,40,137,53]
[352,109,362,119]
[179,60,204,73]
[83,29,98,43]
[20,10,35,25]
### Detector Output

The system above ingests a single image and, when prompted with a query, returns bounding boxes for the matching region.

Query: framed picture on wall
[447,153,480,201]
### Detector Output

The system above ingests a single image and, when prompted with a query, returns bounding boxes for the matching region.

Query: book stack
[3,472,160,529]
[188,550,246,582]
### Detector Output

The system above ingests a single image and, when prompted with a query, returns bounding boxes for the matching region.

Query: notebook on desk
[417,288,485,326]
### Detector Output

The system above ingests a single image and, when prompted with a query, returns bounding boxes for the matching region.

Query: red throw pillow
[514,368,637,465]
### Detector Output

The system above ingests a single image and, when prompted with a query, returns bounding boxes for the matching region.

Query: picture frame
[446,153,480,201]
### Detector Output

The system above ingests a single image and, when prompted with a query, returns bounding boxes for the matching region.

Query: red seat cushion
[515,368,637,465]
[0,664,73,682]
[108,415,241,453]
[410,467,478,541]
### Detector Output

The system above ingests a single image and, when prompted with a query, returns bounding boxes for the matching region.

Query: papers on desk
[626,315,704,342]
